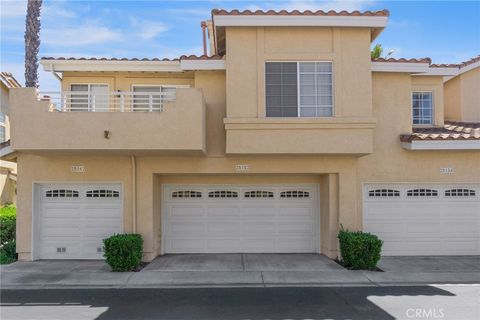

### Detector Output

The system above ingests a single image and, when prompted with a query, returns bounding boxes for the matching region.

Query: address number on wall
[439,167,454,174]
[71,165,86,173]
[235,164,250,172]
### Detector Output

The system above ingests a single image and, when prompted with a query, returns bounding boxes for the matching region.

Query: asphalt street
[1,285,478,320]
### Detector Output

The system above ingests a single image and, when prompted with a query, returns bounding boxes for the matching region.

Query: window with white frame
[412,92,433,125]
[266,62,333,117]
[0,112,5,143]
[132,86,177,111]
[70,84,109,111]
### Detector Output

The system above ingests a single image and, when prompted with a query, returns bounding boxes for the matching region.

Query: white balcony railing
[38,91,176,112]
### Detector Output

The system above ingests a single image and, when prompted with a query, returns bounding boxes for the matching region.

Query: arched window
[280,191,310,198]
[86,189,120,198]
[406,189,438,197]
[368,189,400,197]
[445,189,476,197]
[208,191,238,198]
[45,189,79,198]
[244,191,274,198]
[172,191,202,198]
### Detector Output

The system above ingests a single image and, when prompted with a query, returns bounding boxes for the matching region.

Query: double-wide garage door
[36,184,122,259]
[163,185,318,253]
[364,184,480,256]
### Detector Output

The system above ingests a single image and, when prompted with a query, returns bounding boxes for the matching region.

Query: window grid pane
[266,62,298,117]
[299,62,333,117]
[412,92,433,125]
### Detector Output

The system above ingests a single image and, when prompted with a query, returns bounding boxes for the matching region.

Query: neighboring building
[0,72,20,206]
[443,56,480,122]
[5,9,480,261]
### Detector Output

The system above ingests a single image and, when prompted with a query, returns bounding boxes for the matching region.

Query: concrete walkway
[1,254,479,289]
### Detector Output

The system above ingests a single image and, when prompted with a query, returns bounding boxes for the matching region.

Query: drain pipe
[201,21,208,56]
[131,155,137,233]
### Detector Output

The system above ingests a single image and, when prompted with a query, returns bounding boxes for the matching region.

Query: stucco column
[319,173,339,258]
[338,164,361,231]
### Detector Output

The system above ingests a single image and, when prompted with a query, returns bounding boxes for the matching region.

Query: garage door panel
[167,222,205,236]
[167,238,206,252]
[41,207,80,219]
[168,205,204,218]
[208,222,242,236]
[241,238,276,251]
[277,221,314,233]
[207,205,241,218]
[364,183,480,256]
[83,206,122,218]
[164,184,318,254]
[40,241,82,259]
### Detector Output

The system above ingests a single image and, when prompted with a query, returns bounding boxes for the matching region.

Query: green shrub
[0,240,16,264]
[103,234,143,272]
[338,228,382,270]
[0,205,16,244]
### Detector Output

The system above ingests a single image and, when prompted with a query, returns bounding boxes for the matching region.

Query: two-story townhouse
[0,72,20,206]
[5,9,480,261]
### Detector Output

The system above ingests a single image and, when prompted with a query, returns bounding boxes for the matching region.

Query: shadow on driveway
[1,286,464,320]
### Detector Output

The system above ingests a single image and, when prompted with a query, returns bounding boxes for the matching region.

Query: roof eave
[402,140,480,150]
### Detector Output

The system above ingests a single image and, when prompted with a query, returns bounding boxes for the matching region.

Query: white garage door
[163,185,318,253]
[36,184,123,259]
[363,184,480,256]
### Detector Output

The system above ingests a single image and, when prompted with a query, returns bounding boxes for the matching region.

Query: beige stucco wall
[358,72,480,225]
[16,152,361,261]
[225,26,373,119]
[10,88,206,153]
[444,67,480,122]
[444,75,462,121]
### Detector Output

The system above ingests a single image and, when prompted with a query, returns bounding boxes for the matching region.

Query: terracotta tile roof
[400,122,480,142]
[211,8,390,17]
[40,55,224,62]
[0,72,21,88]
[372,57,431,64]
[430,55,479,69]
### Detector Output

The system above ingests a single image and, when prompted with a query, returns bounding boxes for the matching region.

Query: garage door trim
[161,184,320,254]
[32,182,124,260]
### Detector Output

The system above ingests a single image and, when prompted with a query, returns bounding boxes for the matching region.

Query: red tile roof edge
[211,8,390,17]
[430,55,479,69]
[400,121,480,142]
[40,55,224,62]
[372,57,431,64]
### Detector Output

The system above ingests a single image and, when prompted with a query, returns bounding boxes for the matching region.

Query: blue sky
[1,0,479,91]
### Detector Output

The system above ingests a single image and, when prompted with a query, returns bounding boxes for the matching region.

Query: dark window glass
[266,62,298,117]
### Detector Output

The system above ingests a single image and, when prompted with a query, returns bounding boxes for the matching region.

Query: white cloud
[42,23,122,46]
[129,17,169,40]
[0,0,27,19]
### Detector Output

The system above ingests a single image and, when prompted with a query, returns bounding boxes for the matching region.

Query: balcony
[9,88,206,154]
[224,117,376,155]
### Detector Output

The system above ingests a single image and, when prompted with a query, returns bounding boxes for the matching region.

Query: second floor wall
[225,26,373,119]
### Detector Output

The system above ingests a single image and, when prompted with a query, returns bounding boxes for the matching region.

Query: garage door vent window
[280,191,310,198]
[445,189,476,197]
[368,189,400,197]
[244,191,274,198]
[407,189,438,197]
[172,191,202,198]
[208,191,238,198]
[46,190,79,198]
[86,190,120,198]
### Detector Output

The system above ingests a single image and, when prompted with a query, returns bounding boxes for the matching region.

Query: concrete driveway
[1,254,479,288]
[143,253,343,271]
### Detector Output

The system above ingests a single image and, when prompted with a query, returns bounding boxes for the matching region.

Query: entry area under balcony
[9,88,206,154]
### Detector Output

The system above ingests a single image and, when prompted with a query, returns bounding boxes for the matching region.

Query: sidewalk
[2,255,479,289]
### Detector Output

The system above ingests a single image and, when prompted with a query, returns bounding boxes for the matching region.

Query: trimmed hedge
[103,234,143,272]
[338,228,382,270]
[0,205,17,264]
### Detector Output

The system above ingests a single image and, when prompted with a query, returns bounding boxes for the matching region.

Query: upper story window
[70,84,109,111]
[132,86,184,111]
[0,112,5,143]
[412,92,433,125]
[266,62,333,117]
